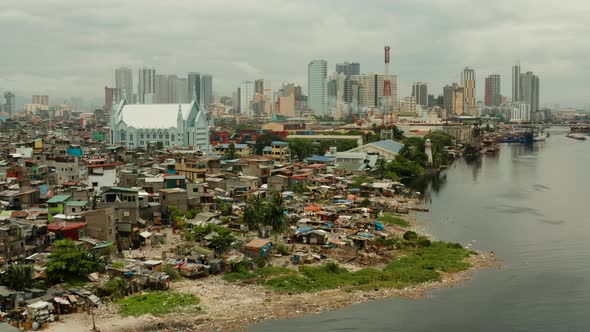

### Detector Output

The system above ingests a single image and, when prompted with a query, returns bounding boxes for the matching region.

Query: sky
[0,0,589,109]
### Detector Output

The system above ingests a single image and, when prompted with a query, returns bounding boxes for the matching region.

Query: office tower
[32,95,49,106]
[335,62,360,76]
[177,78,188,104]
[443,83,465,116]
[520,71,540,112]
[308,60,328,116]
[155,74,169,103]
[104,87,120,110]
[239,81,255,117]
[201,74,213,107]
[254,79,272,116]
[461,67,476,115]
[188,72,202,105]
[3,91,15,115]
[115,67,134,103]
[484,74,501,106]
[512,62,521,102]
[411,82,428,106]
[138,67,156,104]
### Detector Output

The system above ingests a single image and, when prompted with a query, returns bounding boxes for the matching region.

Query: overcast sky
[0,0,588,108]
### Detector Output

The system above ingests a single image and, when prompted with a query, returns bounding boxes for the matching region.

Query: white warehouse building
[109,99,211,152]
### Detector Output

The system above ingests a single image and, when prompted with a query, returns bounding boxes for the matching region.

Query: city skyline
[0,0,588,108]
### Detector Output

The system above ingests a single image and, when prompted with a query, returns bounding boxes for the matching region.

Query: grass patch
[379,213,411,227]
[224,241,472,293]
[117,291,200,317]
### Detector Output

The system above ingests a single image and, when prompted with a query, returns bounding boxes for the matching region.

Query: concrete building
[349,73,397,111]
[104,87,120,110]
[512,62,521,102]
[411,82,428,106]
[239,81,255,117]
[308,60,328,116]
[335,62,360,76]
[84,207,116,243]
[443,83,466,116]
[159,188,188,214]
[138,67,156,104]
[461,67,476,115]
[2,91,15,115]
[400,96,417,113]
[277,95,296,117]
[202,74,213,108]
[346,139,404,162]
[109,99,211,151]
[116,67,134,103]
[485,74,501,106]
[32,95,49,106]
[262,141,291,163]
[520,71,540,112]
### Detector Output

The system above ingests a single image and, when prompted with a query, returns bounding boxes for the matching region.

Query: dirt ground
[47,252,501,332]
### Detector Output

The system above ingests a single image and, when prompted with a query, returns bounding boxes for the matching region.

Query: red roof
[47,222,87,232]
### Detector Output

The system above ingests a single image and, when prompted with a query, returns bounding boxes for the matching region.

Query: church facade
[109,99,211,152]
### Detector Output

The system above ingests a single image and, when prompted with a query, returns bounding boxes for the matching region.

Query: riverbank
[48,214,501,332]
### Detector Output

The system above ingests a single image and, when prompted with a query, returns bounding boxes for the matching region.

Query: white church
[109,99,211,152]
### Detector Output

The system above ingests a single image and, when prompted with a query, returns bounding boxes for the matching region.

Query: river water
[250,128,590,332]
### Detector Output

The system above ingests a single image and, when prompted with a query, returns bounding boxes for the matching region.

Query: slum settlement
[0,114,488,331]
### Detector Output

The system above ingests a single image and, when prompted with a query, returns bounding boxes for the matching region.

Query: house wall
[85,207,116,242]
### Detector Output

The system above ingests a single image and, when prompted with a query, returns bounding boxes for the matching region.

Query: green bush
[162,264,182,281]
[275,243,290,256]
[403,231,418,241]
[104,277,128,300]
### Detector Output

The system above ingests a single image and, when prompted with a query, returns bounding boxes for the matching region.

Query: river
[250,128,590,332]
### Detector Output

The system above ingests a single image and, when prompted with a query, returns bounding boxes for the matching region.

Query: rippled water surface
[250,128,590,332]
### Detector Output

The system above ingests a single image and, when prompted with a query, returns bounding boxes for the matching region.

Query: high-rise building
[512,62,521,102]
[411,82,428,106]
[138,67,156,104]
[155,74,170,104]
[239,81,255,117]
[461,67,476,115]
[520,71,540,112]
[349,73,397,111]
[104,87,120,110]
[32,95,49,106]
[308,60,328,116]
[115,67,134,103]
[253,79,272,116]
[335,62,360,76]
[201,74,213,107]
[443,83,466,116]
[3,91,15,115]
[188,73,202,105]
[484,74,501,106]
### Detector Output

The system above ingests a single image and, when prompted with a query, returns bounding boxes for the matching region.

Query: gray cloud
[0,0,588,108]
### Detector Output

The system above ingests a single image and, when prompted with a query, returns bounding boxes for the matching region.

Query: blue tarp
[66,147,83,157]
[296,226,313,234]
[375,221,384,231]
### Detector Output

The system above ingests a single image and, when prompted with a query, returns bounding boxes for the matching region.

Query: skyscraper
[187,73,202,105]
[201,74,213,107]
[520,71,540,112]
[461,67,476,115]
[484,74,502,106]
[138,67,156,104]
[308,60,328,116]
[239,81,255,117]
[335,62,360,76]
[443,83,465,116]
[411,82,428,106]
[512,62,521,102]
[32,95,49,106]
[115,67,133,103]
[3,91,15,115]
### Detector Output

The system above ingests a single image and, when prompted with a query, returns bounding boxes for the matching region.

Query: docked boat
[533,130,547,141]
[566,134,587,141]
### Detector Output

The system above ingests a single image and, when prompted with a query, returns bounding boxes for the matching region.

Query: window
[140,131,144,139]
[72,208,76,212]
[123,211,129,217]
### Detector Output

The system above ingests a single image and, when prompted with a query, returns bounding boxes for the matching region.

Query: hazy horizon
[1,0,589,109]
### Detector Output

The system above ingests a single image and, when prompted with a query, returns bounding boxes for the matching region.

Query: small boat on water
[566,134,587,141]
[533,130,547,141]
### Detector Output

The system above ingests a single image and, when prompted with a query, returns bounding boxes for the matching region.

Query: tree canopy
[46,239,106,283]
[243,191,289,232]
